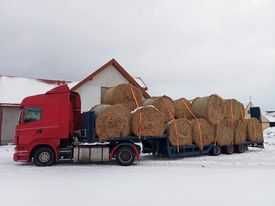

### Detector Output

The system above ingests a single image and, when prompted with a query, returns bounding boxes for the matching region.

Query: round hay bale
[215,119,234,146]
[191,95,224,125]
[191,118,215,150]
[246,118,263,142]
[234,120,248,145]
[174,98,193,119]
[90,104,111,116]
[102,83,143,111]
[95,104,131,140]
[131,105,166,137]
[223,99,245,121]
[167,118,192,146]
[143,96,175,122]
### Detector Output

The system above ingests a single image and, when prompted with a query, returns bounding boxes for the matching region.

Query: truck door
[16,107,43,146]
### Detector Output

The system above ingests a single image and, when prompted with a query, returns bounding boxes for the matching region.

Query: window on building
[23,108,42,123]
[101,87,110,103]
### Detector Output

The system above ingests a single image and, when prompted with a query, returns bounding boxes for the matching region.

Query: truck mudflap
[110,143,141,161]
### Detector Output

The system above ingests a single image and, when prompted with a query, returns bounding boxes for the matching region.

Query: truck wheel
[33,147,55,166]
[223,145,234,154]
[234,144,246,153]
[116,146,135,166]
[211,145,221,156]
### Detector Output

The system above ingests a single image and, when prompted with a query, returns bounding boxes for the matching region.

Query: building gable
[74,64,132,111]
[72,59,150,111]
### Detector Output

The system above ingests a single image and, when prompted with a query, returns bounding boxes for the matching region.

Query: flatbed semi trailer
[13,85,264,166]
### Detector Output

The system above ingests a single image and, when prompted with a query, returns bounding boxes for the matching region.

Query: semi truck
[13,85,264,166]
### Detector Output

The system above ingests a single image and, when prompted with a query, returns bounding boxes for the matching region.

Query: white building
[71,58,149,111]
[0,59,149,144]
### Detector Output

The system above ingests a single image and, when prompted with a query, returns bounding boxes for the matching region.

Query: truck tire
[33,147,55,166]
[223,145,234,154]
[116,146,135,166]
[211,145,221,156]
[234,144,246,153]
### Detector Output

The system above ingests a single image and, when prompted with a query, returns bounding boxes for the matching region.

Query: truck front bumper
[13,150,30,162]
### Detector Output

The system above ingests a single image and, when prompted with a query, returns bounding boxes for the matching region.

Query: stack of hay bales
[93,84,175,142]
[91,83,263,148]
[223,99,247,145]
[92,83,143,141]
[191,95,224,148]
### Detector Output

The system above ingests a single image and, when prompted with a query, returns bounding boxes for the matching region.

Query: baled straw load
[131,105,166,137]
[191,118,215,150]
[223,99,245,121]
[143,96,175,122]
[93,104,131,140]
[191,95,224,125]
[234,120,248,145]
[102,83,143,111]
[167,118,192,146]
[174,98,193,119]
[246,118,263,143]
[90,104,111,115]
[215,119,234,146]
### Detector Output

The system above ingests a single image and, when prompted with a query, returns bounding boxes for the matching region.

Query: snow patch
[1,134,275,206]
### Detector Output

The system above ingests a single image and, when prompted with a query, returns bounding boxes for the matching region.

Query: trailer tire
[223,145,234,154]
[116,146,135,166]
[244,144,248,151]
[234,144,246,153]
[211,145,221,156]
[33,147,55,167]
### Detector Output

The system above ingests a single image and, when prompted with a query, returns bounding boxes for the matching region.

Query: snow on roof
[0,76,74,105]
[264,112,275,122]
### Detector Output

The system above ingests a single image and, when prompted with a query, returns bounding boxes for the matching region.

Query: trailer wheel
[244,144,248,151]
[33,147,55,167]
[116,146,135,166]
[211,145,221,156]
[234,144,246,153]
[223,145,234,154]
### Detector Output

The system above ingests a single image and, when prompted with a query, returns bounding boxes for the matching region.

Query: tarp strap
[163,99,180,152]
[181,101,203,150]
[130,85,142,138]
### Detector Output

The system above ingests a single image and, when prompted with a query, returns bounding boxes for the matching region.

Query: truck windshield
[23,108,42,123]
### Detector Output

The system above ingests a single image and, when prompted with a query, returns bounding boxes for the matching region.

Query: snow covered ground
[1,129,275,206]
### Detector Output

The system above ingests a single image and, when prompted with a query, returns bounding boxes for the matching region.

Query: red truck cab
[14,85,81,165]
[14,84,140,166]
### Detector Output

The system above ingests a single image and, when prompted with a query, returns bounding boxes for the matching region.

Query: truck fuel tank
[73,145,109,162]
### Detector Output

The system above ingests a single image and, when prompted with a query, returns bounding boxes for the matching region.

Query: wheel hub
[39,152,50,163]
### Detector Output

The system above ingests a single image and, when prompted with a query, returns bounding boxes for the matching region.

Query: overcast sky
[0,0,274,110]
